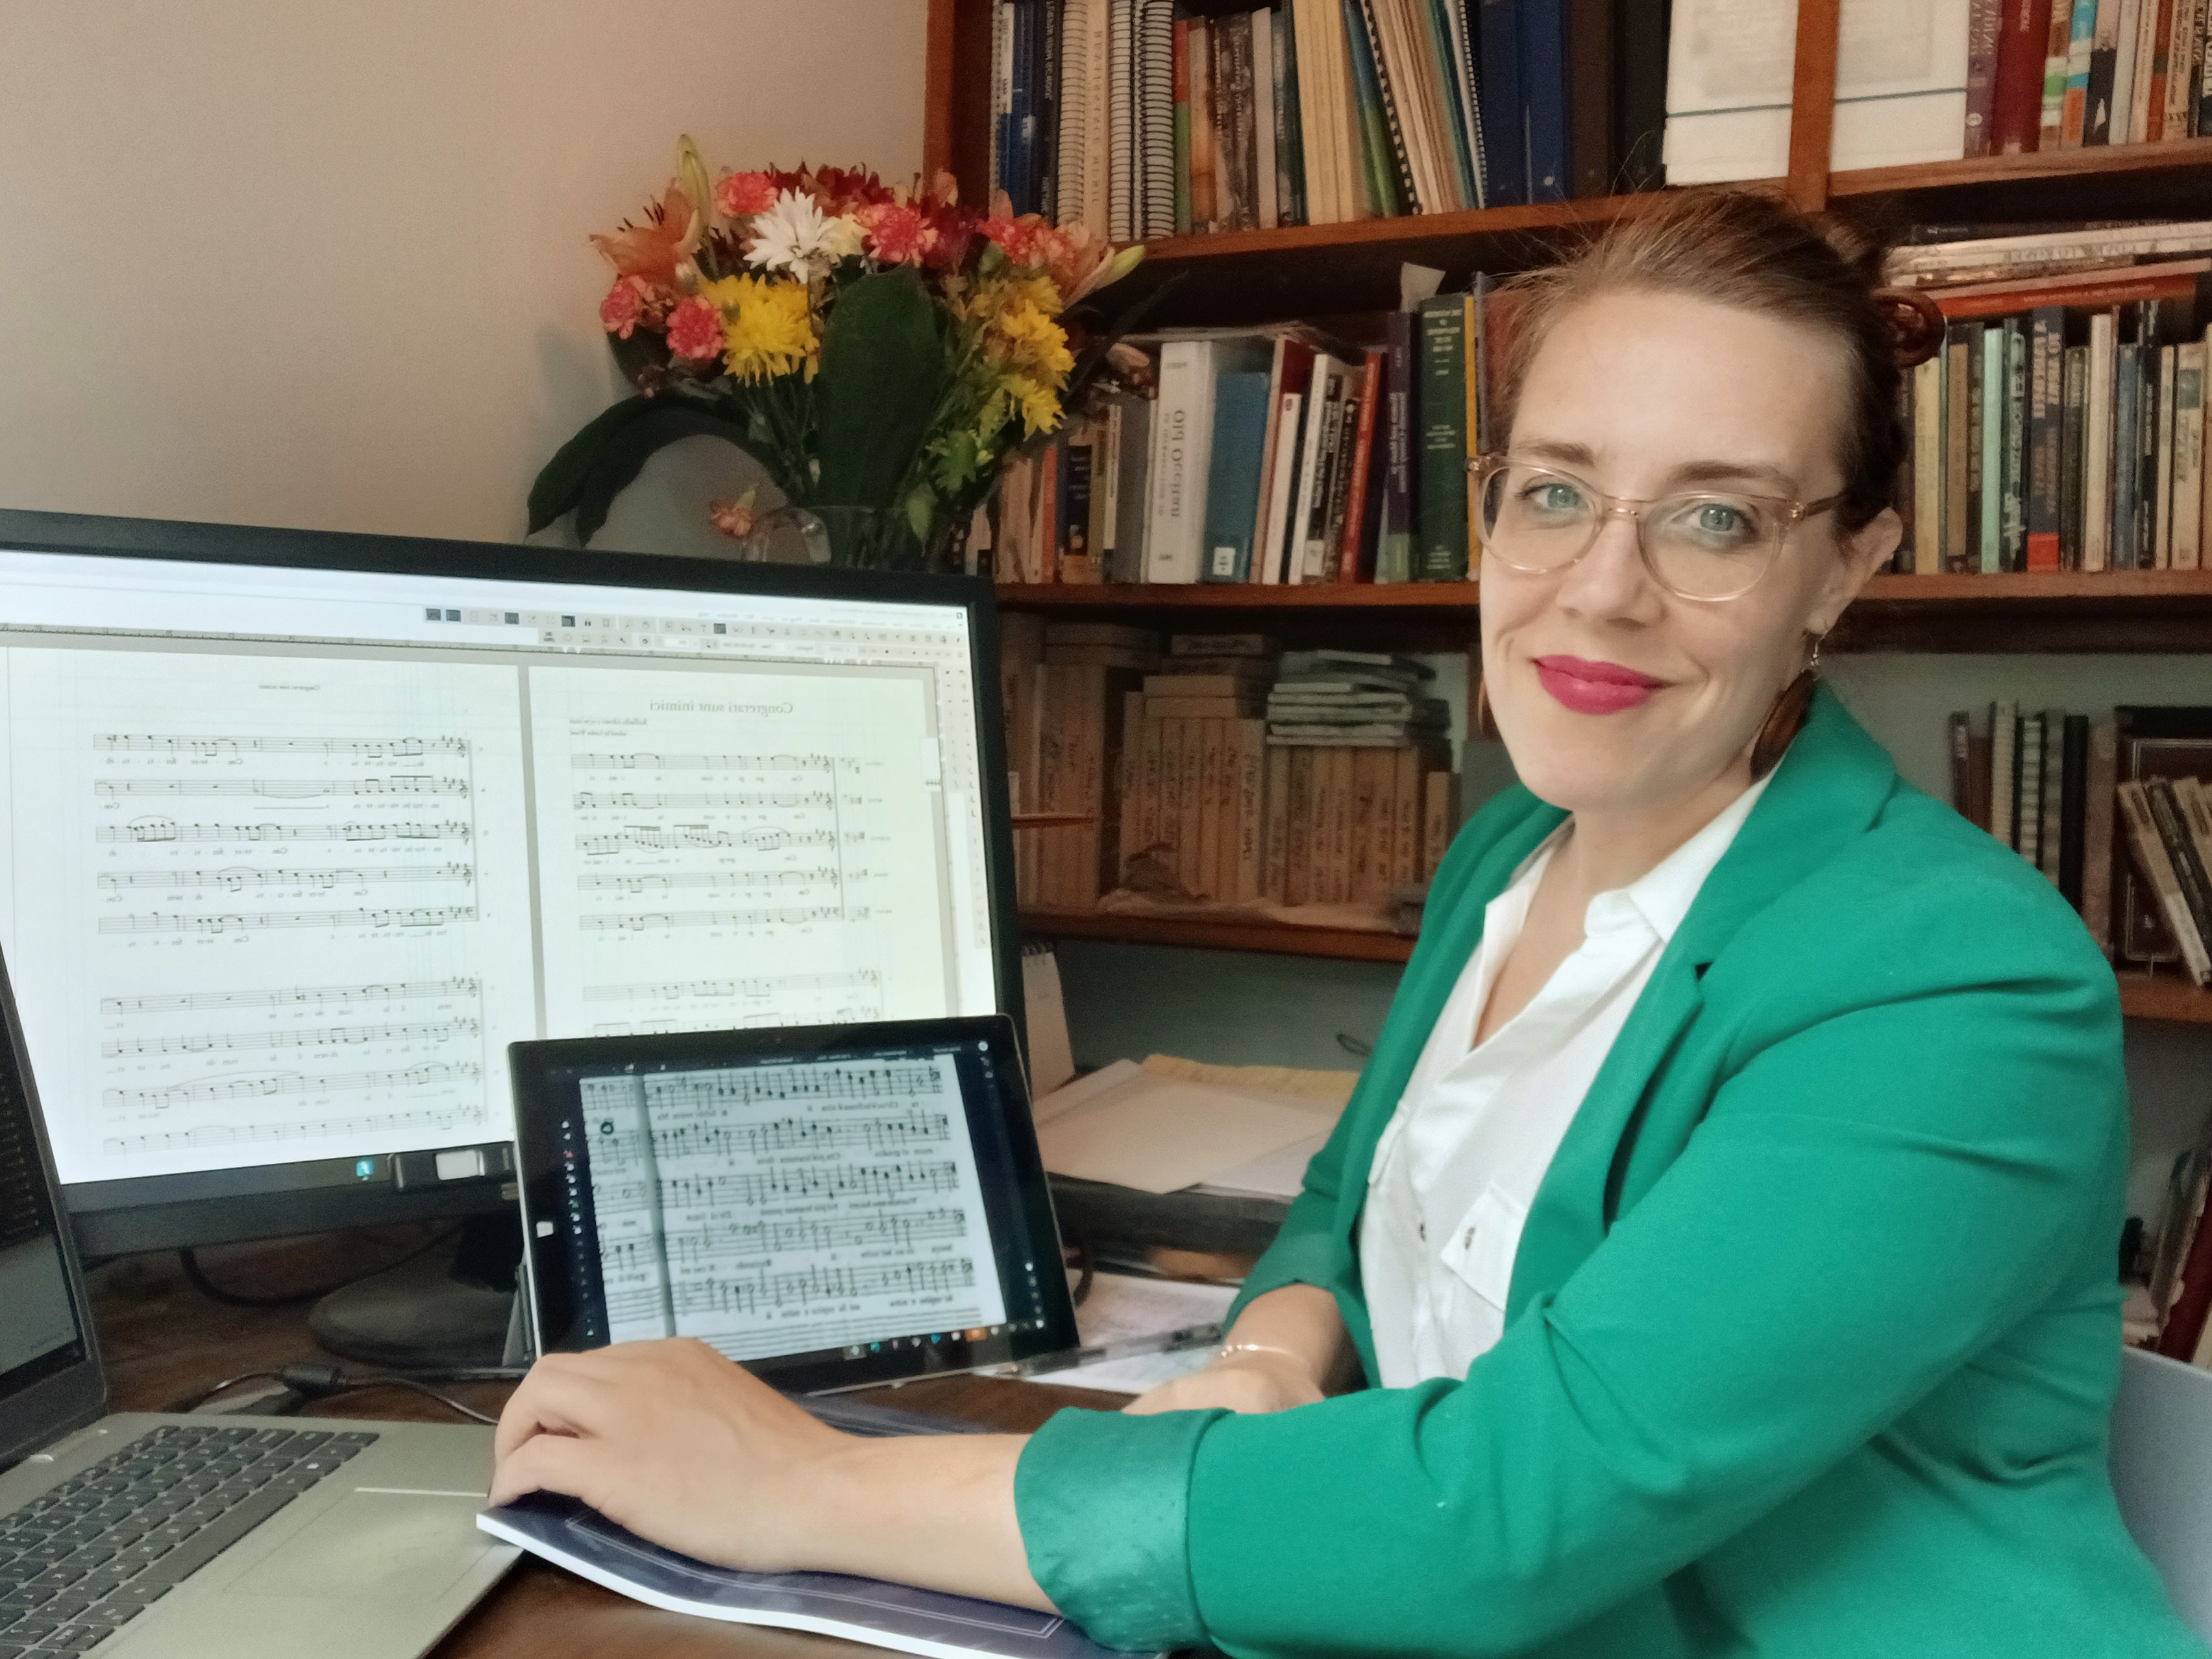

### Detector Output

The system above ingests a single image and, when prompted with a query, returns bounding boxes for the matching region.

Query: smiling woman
[488,191,2212,1659]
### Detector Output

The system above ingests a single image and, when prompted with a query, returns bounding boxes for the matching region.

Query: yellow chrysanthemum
[701,273,817,382]
[994,301,1074,380]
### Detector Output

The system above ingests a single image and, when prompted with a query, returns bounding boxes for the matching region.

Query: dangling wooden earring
[1749,634,1822,781]
[1473,675,1498,740]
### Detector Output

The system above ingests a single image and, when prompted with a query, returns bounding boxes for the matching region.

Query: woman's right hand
[1122,1346,1326,1416]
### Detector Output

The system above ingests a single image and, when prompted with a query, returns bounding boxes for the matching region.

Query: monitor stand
[308,1211,522,1370]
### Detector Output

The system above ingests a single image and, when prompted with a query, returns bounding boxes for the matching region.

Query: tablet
[508,1016,1078,1393]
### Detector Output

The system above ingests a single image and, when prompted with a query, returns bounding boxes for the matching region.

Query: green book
[1415,295,1469,582]
[1979,321,2004,575]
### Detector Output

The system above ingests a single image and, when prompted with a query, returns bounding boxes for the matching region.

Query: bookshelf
[924,0,2212,1026]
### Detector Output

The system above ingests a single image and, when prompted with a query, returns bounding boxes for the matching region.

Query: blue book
[2111,343,2139,571]
[1517,0,1569,203]
[1008,1,1036,215]
[1477,0,1527,208]
[1200,372,1275,583]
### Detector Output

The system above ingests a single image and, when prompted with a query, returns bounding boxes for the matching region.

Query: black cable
[178,1225,461,1309]
[166,1360,526,1424]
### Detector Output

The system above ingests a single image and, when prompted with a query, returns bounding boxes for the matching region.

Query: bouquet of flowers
[529,138,1148,569]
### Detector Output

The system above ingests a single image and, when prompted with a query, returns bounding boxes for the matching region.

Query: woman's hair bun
[1871,286,1946,369]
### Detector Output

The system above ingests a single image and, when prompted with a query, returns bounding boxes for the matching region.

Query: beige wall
[0,1,925,552]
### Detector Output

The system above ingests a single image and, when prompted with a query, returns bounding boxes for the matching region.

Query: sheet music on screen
[574,1049,1008,1360]
[0,548,998,1186]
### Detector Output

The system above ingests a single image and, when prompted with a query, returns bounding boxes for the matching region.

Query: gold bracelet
[1218,1341,1304,1368]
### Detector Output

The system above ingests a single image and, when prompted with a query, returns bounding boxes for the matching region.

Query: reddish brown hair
[1497,190,1939,535]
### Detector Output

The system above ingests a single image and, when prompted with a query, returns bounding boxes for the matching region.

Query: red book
[1992,0,2057,153]
[1338,347,1387,582]
[2145,0,2177,140]
[1965,0,2007,156]
[1932,265,2208,321]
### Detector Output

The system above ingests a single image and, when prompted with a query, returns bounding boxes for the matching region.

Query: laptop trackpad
[237,1490,494,1602]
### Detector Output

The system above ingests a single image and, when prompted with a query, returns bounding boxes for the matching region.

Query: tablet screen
[510,1017,1075,1392]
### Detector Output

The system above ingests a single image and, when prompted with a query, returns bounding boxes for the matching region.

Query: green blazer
[1013,686,2205,1658]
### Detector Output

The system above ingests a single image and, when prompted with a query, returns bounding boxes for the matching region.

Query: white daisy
[744,190,865,282]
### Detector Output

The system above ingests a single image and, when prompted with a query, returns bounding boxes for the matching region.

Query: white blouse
[1359,772,1773,1388]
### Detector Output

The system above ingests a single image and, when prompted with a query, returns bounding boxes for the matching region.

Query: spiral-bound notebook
[478,1398,1163,1659]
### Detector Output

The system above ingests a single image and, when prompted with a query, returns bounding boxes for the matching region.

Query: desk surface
[88,1238,1121,1659]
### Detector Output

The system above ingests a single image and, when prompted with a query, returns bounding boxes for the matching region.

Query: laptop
[0,952,517,1659]
[506,1016,1080,1392]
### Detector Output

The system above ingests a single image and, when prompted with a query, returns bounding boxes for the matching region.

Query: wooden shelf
[1831,136,2212,227]
[1020,908,1414,963]
[2117,974,2212,1026]
[1026,915,2212,1020]
[999,569,2212,652]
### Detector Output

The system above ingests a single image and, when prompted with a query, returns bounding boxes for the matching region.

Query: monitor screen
[0,513,1016,1251]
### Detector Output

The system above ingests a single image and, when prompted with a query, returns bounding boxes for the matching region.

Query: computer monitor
[0,508,1022,1258]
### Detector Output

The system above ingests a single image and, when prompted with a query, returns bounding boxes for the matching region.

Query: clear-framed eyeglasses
[1467,455,1845,603]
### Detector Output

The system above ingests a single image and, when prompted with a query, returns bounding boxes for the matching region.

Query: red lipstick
[1533,656,1664,715]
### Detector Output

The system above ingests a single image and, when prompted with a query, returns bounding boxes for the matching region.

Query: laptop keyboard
[0,1423,376,1656]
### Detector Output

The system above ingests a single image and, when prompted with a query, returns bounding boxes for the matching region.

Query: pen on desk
[999,1320,1225,1379]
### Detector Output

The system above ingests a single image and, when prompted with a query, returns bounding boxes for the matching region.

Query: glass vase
[733,505,956,573]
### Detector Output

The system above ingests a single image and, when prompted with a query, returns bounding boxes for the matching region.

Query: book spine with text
[2061,344,2089,567]
[2174,341,2205,569]
[1965,0,2007,154]
[2028,308,2065,569]
[1338,346,1388,581]
[1415,295,1471,580]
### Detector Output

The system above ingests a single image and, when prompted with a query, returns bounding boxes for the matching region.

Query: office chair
[2111,1346,2212,1640]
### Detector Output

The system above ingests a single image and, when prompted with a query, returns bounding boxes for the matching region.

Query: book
[1338,346,1388,580]
[2113,338,2141,569]
[1172,14,1192,232]
[2002,317,2028,569]
[1377,310,1418,582]
[2121,778,2212,982]
[2085,310,2117,569]
[1518,0,1569,199]
[2019,709,2046,864]
[2151,773,2212,949]
[1616,0,1670,189]
[2114,705,2212,966]
[2085,715,2120,954]
[2061,343,2088,567]
[1564,0,1617,195]
[2061,712,2091,905]
[1945,324,1976,571]
[1967,0,2006,154]
[1260,744,1292,900]
[480,1491,1156,1659]
[2156,341,2180,566]
[1980,321,2005,571]
[1259,389,1308,583]
[2039,710,2067,884]
[1273,5,1308,224]
[1421,769,1459,880]
[2175,340,2206,569]
[1188,14,1217,228]
[1140,0,1177,238]
[1415,293,1471,579]
[1476,0,1527,206]
[1345,0,1411,216]
[1992,698,2021,848]
[1199,371,1274,581]
[1249,6,1280,228]
[2027,307,2065,569]
[2063,0,2100,141]
[1146,336,1274,582]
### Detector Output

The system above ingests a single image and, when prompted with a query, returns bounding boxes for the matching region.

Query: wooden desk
[88,1237,1123,1659]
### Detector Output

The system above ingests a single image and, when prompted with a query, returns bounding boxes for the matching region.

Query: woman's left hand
[489,1338,846,1573]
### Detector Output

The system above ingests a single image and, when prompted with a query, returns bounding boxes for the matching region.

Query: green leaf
[569,404,769,545]
[528,396,659,534]
[812,269,950,511]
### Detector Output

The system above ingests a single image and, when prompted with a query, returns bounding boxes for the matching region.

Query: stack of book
[990,286,1513,586]
[987,0,1667,238]
[1000,624,1462,924]
[1266,650,1448,744]
[1885,223,2212,575]
[1948,701,2212,985]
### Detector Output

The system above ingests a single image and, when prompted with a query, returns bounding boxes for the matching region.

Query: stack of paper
[1031,1057,1351,1199]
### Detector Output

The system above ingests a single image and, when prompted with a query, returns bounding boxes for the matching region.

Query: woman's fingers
[493,1353,624,1462]
[487,1422,608,1508]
